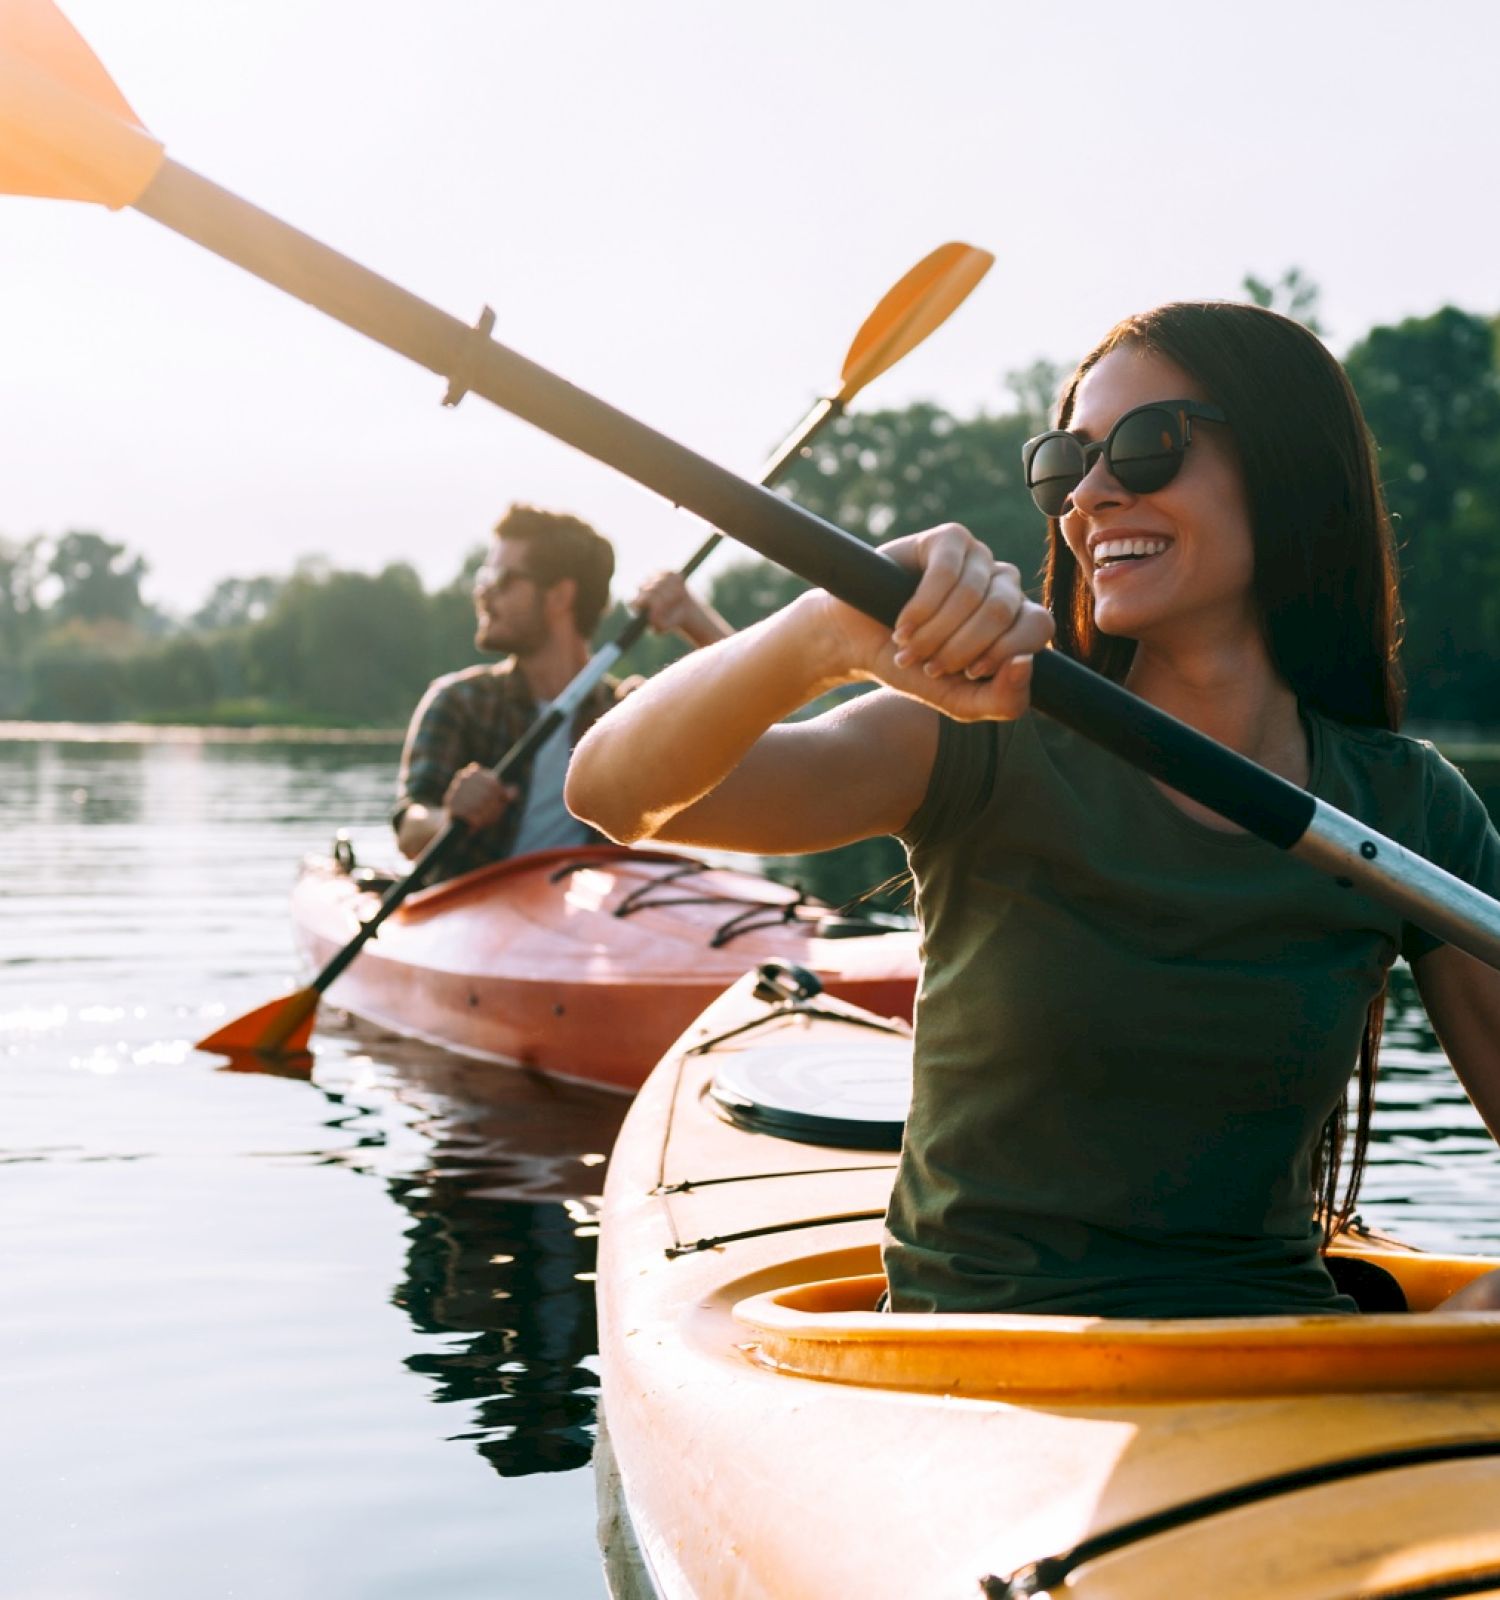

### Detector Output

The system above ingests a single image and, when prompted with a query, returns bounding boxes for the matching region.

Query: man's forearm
[677,598,735,648]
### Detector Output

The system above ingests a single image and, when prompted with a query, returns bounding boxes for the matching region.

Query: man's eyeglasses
[1022,399,1227,518]
[472,565,539,596]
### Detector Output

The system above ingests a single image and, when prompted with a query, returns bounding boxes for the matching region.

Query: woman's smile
[1088,531,1175,577]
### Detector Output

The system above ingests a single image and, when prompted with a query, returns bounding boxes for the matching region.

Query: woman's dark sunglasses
[1022,399,1227,517]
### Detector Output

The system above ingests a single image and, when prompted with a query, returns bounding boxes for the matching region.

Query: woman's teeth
[1094,537,1171,567]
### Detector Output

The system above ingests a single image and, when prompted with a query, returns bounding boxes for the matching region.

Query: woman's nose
[1068,448,1133,517]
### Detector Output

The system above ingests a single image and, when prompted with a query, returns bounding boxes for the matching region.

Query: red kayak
[291,844,919,1092]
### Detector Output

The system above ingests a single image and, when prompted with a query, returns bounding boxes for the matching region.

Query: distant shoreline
[2,718,1496,759]
[0,720,405,745]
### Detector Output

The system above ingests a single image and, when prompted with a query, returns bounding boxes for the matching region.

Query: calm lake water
[5,729,1500,1598]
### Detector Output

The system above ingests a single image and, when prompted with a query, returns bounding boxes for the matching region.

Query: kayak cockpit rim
[728,1244,1500,1401]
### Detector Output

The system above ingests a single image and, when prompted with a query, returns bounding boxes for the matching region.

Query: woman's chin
[1090,600,1146,640]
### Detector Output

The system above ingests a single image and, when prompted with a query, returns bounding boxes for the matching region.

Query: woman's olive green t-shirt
[886,706,1500,1318]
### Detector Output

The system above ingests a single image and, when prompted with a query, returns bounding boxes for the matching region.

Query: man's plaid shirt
[394,659,621,883]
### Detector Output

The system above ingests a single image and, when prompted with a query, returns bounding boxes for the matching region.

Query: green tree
[706,555,809,629]
[0,535,44,641]
[47,531,149,625]
[1004,357,1073,432]
[191,574,284,631]
[26,620,136,720]
[1243,266,1326,335]
[0,536,45,713]
[243,561,435,723]
[130,636,218,715]
[1344,306,1500,722]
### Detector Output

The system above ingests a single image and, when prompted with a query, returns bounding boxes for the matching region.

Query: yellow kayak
[595,965,1500,1599]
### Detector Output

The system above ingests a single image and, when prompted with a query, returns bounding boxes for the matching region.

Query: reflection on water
[395,1184,599,1476]
[306,1030,625,1479]
[4,731,1500,1596]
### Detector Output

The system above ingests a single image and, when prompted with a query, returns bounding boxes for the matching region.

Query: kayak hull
[291,845,918,1092]
[596,973,1500,1600]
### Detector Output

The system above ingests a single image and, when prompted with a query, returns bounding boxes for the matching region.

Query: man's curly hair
[493,504,614,636]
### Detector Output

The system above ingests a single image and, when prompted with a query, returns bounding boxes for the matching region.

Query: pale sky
[2,0,1496,616]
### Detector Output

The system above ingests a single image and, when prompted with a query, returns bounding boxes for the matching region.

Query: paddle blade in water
[0,0,164,206]
[835,243,994,403]
[214,1049,316,1081]
[196,988,319,1057]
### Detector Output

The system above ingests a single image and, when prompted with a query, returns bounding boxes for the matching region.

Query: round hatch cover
[707,1036,911,1150]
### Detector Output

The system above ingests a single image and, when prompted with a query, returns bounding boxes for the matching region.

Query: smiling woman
[566,299,1500,1320]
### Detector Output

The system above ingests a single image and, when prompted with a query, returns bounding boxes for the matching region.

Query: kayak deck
[291,844,918,1090]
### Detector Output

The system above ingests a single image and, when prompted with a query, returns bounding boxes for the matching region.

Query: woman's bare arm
[565,524,1054,853]
[621,687,942,854]
[1413,943,1500,1142]
[1414,945,1500,1309]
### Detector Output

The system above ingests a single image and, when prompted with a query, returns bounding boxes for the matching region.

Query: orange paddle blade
[835,242,994,403]
[196,987,319,1057]
[0,0,164,206]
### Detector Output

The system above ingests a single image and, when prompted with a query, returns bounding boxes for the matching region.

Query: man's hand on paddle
[633,571,734,648]
[819,523,1055,722]
[444,764,518,831]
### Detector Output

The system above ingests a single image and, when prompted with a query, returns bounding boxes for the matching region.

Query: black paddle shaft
[133,159,1500,968]
[134,159,1314,845]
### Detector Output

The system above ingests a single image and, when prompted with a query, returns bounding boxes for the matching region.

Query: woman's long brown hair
[1040,301,1406,1241]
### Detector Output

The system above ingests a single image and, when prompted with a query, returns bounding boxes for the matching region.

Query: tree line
[3,285,1498,735]
[0,539,482,726]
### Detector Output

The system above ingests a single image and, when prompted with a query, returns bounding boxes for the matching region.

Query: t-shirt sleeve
[1401,745,1500,962]
[899,714,1012,855]
[393,679,466,828]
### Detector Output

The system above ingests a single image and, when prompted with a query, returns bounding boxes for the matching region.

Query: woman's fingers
[879,523,1039,674]
[808,522,1049,722]
[957,599,1056,682]
[886,525,997,661]
[913,564,1035,679]
[877,609,1053,721]
[920,645,1043,723]
[847,522,1054,722]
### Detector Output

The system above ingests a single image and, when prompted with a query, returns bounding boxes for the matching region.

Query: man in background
[393,503,729,881]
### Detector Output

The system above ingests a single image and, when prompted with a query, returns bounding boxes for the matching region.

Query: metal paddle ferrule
[1026,653,1500,969]
[1294,800,1500,965]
